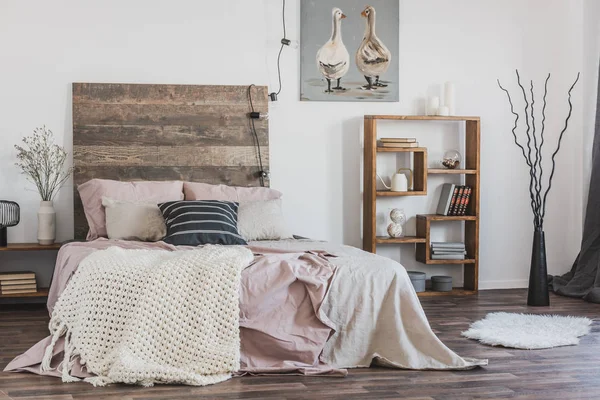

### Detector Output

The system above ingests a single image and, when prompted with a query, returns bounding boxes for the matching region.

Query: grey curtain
[550,65,600,302]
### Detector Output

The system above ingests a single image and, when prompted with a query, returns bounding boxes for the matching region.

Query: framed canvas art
[300,0,399,102]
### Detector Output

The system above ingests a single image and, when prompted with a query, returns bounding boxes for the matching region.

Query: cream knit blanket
[41,245,253,386]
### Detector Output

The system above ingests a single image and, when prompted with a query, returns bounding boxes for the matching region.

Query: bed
[4,83,486,386]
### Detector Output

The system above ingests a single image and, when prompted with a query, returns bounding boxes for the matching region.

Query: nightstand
[0,243,62,299]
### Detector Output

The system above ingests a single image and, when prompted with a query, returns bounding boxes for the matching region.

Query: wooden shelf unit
[363,115,480,294]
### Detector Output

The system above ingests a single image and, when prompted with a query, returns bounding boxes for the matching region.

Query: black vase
[527,228,550,306]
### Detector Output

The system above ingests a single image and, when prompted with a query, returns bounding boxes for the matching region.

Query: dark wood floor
[1,289,600,399]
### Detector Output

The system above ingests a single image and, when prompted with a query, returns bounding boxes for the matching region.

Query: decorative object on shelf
[427,96,440,116]
[431,275,453,291]
[300,0,399,102]
[444,82,455,115]
[437,106,449,116]
[387,222,403,238]
[498,69,580,307]
[390,208,406,225]
[0,201,20,247]
[407,271,426,292]
[377,168,413,192]
[441,149,461,169]
[14,126,74,245]
[387,208,406,238]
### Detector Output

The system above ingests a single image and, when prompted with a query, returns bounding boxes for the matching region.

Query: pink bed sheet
[5,239,346,378]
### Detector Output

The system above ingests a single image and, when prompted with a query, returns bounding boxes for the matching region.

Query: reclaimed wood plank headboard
[72,83,269,240]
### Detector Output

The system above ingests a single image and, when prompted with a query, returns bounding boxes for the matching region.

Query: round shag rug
[462,312,593,349]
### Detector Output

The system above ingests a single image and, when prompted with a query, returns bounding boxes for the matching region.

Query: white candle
[444,82,455,115]
[437,106,449,116]
[427,96,440,116]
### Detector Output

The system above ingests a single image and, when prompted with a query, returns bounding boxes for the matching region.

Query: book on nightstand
[0,271,38,294]
[0,279,36,286]
[0,288,38,295]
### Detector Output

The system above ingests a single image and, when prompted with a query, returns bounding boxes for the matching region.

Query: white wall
[0,0,596,289]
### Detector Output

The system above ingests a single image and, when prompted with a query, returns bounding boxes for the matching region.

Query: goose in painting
[356,5,391,90]
[316,7,349,93]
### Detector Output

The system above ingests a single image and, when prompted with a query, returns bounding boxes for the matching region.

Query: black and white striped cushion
[158,200,247,246]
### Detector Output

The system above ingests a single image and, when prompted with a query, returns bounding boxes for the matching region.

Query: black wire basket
[0,200,20,247]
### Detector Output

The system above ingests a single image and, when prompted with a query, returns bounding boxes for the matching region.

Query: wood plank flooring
[1,289,600,399]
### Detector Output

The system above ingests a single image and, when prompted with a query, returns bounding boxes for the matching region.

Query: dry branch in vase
[497,69,580,307]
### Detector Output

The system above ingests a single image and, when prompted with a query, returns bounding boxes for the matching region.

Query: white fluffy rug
[462,312,593,349]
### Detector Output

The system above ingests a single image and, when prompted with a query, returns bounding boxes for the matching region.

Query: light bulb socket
[249,111,268,120]
[281,38,291,46]
[269,92,278,102]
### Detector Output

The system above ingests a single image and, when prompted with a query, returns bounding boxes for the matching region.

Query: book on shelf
[1,288,38,295]
[436,183,456,215]
[430,254,466,260]
[459,186,472,216]
[449,186,465,215]
[431,250,467,255]
[0,279,37,286]
[436,184,473,216]
[0,271,36,281]
[431,242,465,249]
[378,142,419,148]
[380,138,416,143]
[455,186,471,216]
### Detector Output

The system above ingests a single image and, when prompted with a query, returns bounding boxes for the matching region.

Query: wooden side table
[0,243,62,299]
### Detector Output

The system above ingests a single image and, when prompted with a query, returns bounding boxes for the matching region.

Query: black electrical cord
[248,84,266,187]
[273,0,286,97]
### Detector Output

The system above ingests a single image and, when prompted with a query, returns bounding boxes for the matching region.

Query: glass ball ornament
[441,149,461,169]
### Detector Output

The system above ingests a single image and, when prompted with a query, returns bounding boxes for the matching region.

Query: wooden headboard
[72,83,269,240]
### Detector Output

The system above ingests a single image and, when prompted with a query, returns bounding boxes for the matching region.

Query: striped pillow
[158,200,247,246]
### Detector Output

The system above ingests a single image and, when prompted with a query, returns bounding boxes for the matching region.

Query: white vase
[38,200,56,245]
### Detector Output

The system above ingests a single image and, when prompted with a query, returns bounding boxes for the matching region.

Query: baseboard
[479,279,529,290]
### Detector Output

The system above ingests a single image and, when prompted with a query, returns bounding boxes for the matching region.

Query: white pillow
[101,197,167,242]
[237,199,292,241]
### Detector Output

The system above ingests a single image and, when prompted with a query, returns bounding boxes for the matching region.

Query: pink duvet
[5,239,345,378]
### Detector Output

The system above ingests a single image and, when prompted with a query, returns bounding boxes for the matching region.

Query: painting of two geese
[301,0,399,102]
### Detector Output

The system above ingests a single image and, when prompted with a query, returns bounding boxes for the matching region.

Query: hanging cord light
[247,84,268,186]
[269,0,297,102]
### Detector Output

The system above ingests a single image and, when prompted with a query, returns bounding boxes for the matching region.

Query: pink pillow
[183,182,282,202]
[78,179,184,240]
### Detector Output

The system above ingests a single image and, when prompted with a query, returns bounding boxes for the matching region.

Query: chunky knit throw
[41,245,253,386]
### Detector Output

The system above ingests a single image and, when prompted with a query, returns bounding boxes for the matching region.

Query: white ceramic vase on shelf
[38,200,56,245]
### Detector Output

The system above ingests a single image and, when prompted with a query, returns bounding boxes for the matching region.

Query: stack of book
[0,271,37,295]
[436,183,473,216]
[378,138,419,148]
[431,242,466,260]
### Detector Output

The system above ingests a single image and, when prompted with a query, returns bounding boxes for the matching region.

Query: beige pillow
[102,197,167,242]
[237,199,292,241]
[78,179,184,240]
